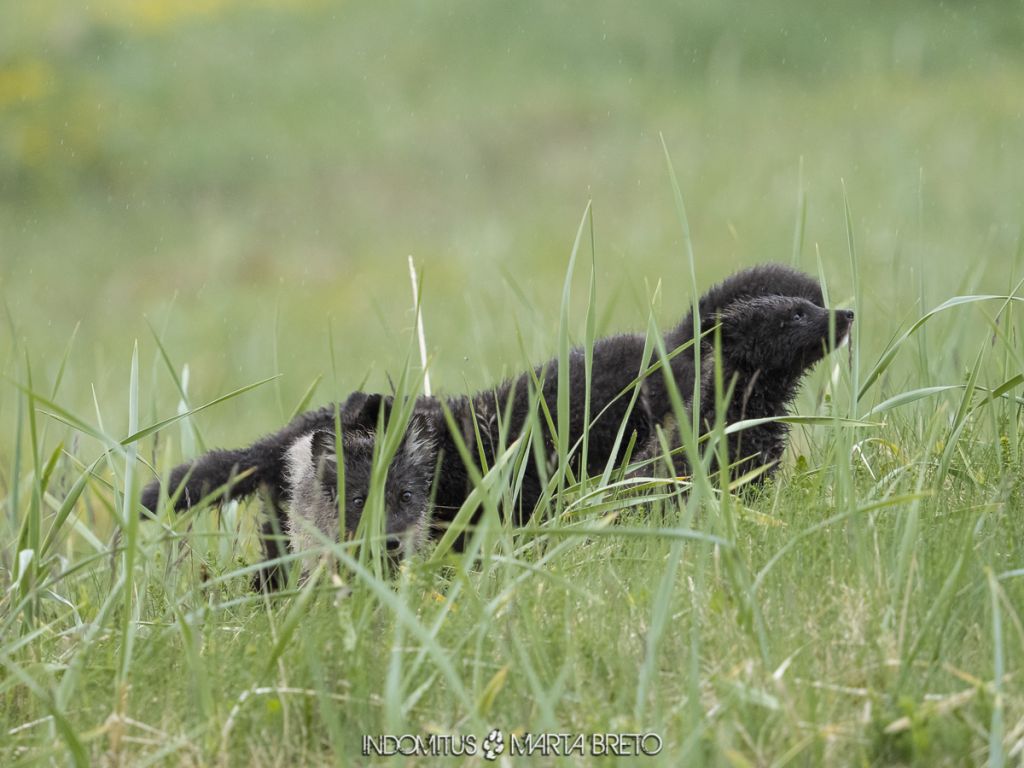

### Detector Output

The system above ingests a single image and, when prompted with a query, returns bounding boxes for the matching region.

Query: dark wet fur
[140,263,851,588]
[662,295,855,481]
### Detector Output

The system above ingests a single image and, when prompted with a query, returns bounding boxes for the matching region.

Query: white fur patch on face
[837,330,851,348]
[285,432,315,485]
[285,432,340,577]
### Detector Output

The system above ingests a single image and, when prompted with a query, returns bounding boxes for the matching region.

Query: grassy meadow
[3,1,1024,765]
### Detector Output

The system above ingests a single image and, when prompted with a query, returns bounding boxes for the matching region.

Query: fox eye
[352,496,365,509]
[792,309,805,322]
[400,490,413,504]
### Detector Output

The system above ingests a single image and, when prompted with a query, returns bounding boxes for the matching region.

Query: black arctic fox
[640,291,854,481]
[140,263,851,588]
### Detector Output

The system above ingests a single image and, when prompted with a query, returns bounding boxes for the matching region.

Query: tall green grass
[3,171,1024,766]
[2,2,1023,764]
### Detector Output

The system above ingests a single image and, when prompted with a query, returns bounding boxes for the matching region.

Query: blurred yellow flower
[92,0,322,31]
[0,60,53,110]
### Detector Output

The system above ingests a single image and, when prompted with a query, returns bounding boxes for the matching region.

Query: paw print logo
[481,728,504,761]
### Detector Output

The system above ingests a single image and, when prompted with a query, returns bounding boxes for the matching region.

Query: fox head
[295,405,437,557]
[711,295,854,376]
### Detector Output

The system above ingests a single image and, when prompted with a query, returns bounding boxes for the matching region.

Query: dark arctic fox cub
[641,290,854,481]
[636,264,854,481]
[140,263,851,587]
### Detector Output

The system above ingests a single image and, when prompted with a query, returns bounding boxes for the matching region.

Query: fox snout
[830,308,855,348]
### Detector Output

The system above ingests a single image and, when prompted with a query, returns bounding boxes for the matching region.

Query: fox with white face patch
[140,394,436,589]
[284,423,434,579]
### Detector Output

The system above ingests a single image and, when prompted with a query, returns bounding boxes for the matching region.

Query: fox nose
[840,309,854,323]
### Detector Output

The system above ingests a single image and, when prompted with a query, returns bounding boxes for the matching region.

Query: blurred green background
[2,0,1023,448]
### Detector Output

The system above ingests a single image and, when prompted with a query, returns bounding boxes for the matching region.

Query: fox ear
[310,429,336,465]
[402,412,438,461]
[344,392,393,431]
